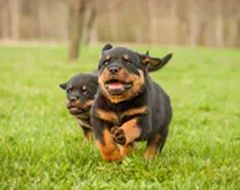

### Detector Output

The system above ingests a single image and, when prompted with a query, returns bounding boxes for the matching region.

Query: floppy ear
[59,82,67,90]
[138,53,173,72]
[102,43,113,55]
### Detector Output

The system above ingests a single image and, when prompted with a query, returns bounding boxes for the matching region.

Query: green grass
[0,44,240,190]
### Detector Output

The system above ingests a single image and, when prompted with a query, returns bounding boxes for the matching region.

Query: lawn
[0,44,240,190]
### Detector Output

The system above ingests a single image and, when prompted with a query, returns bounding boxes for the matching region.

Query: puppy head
[98,45,145,104]
[60,73,98,115]
[98,44,172,104]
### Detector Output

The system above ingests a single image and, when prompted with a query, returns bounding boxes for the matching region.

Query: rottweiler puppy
[60,73,98,141]
[91,44,172,161]
[59,51,172,142]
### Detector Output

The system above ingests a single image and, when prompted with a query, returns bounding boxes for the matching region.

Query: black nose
[69,96,77,102]
[109,66,121,74]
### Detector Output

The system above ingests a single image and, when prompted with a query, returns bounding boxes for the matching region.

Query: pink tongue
[108,83,124,90]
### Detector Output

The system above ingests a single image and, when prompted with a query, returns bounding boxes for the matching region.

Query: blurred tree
[215,0,224,47]
[68,0,87,61]
[10,0,19,39]
[38,0,46,40]
[1,0,240,48]
[148,0,158,44]
[188,0,201,46]
[0,0,9,39]
[0,0,20,40]
[82,0,97,45]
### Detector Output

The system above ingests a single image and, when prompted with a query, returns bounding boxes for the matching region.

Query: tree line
[0,0,240,49]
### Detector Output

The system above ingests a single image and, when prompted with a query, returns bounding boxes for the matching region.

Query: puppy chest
[95,106,148,126]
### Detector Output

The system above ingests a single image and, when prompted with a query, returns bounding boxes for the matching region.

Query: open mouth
[104,79,132,95]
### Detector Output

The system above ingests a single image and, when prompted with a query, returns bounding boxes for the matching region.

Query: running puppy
[91,44,172,161]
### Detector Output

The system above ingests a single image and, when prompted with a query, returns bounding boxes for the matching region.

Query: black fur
[60,73,98,140]
[91,45,172,160]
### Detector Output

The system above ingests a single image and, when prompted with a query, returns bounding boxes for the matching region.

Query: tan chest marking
[95,106,148,123]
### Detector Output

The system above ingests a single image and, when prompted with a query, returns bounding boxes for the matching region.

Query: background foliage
[1,0,240,47]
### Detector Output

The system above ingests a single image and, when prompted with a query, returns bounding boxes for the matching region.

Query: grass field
[0,44,240,190]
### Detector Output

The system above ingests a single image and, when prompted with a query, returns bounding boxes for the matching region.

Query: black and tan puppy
[60,50,172,142]
[60,73,98,141]
[91,44,172,161]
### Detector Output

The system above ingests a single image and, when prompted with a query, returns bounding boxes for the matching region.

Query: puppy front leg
[81,127,94,142]
[92,117,122,161]
[111,118,141,146]
[76,119,93,141]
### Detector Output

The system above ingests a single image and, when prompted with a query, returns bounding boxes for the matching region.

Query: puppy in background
[60,73,98,141]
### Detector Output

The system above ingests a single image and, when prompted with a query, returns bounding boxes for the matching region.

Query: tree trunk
[108,0,118,41]
[9,0,19,40]
[148,0,158,44]
[134,0,143,43]
[215,1,224,47]
[188,0,200,46]
[0,0,10,39]
[68,0,86,61]
[38,0,45,40]
[170,0,178,45]
[82,0,97,45]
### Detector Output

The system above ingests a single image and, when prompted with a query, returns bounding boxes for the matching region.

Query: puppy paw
[110,126,126,145]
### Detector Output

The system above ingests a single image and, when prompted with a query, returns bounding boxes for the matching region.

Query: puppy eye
[81,86,87,94]
[103,61,109,66]
[82,89,87,94]
[124,60,131,66]
[67,86,73,93]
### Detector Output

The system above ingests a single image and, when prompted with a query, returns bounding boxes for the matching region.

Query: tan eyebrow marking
[123,54,129,61]
[106,55,111,60]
